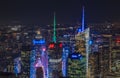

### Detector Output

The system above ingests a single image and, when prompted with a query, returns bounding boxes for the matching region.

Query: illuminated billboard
[70,53,82,60]
[33,39,45,45]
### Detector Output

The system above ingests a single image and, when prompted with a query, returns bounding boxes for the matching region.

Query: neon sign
[33,39,45,45]
[49,43,55,49]
[70,53,82,59]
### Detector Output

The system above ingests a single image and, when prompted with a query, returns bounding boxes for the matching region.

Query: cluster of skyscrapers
[0,7,120,78]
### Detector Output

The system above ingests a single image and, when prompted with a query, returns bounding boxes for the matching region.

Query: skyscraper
[48,12,63,78]
[30,31,48,78]
[70,6,91,78]
[67,53,83,78]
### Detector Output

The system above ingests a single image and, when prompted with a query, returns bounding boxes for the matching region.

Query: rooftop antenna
[53,12,57,43]
[82,6,85,32]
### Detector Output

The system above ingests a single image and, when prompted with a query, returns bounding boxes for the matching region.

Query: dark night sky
[0,0,120,25]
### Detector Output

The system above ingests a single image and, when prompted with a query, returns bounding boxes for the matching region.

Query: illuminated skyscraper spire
[77,6,85,33]
[53,12,57,43]
[82,6,85,31]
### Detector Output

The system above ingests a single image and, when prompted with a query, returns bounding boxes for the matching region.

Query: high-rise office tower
[72,7,91,78]
[30,31,48,78]
[67,53,83,78]
[48,12,63,78]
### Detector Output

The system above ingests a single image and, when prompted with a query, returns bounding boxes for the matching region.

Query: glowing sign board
[70,53,82,59]
[49,43,55,49]
[48,42,63,49]
[33,39,45,45]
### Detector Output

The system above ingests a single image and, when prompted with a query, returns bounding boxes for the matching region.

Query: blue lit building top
[33,33,46,45]
[33,39,45,45]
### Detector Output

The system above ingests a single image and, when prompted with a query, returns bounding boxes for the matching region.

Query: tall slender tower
[48,12,63,78]
[53,12,57,43]
[77,6,85,33]
[82,6,85,32]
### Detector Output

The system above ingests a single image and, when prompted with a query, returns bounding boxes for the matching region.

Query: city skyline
[0,0,120,25]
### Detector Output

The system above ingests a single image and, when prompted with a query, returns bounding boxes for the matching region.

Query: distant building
[88,23,120,78]
[67,53,83,78]
[110,35,120,75]
[20,46,31,78]
[48,42,63,78]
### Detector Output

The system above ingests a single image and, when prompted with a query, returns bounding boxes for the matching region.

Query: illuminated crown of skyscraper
[53,12,57,43]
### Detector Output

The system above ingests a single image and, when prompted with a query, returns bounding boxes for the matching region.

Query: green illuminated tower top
[53,12,57,43]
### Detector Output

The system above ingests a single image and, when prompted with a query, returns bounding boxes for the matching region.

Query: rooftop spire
[53,12,56,43]
[82,6,85,31]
